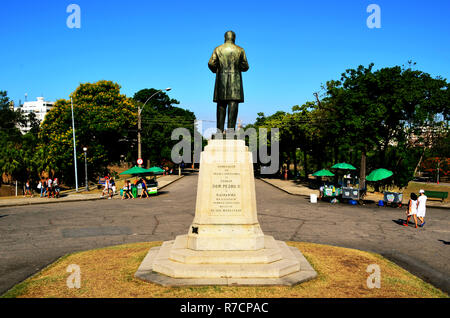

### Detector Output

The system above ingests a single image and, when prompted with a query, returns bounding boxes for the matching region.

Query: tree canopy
[251,62,449,188]
[0,83,198,187]
[133,89,197,167]
[38,81,137,183]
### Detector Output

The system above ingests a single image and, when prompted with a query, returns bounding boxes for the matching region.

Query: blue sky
[1,0,449,129]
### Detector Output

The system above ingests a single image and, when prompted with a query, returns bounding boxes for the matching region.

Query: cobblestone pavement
[0,173,449,295]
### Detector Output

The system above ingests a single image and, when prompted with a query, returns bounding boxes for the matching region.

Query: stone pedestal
[135,139,317,286]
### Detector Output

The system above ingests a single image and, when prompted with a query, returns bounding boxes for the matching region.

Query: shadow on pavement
[392,219,406,226]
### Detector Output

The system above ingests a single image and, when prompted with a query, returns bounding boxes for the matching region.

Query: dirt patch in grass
[2,242,447,298]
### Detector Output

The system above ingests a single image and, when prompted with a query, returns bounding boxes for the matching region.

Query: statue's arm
[240,50,249,72]
[208,49,218,73]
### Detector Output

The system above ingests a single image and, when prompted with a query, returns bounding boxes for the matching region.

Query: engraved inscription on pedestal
[210,164,243,217]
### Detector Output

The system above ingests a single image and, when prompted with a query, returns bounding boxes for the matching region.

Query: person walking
[37,179,43,197]
[140,178,149,199]
[403,193,418,228]
[53,177,60,198]
[417,189,427,227]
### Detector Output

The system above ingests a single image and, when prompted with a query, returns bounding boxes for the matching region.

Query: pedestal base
[187,224,265,251]
[135,235,317,286]
[134,139,317,286]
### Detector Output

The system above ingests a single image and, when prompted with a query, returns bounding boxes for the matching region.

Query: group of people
[404,189,428,228]
[36,177,60,198]
[121,178,150,200]
[99,175,154,200]
[101,175,116,199]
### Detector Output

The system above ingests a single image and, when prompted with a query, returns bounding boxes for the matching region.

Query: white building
[19,97,54,134]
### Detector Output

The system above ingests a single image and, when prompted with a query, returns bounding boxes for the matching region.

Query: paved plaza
[0,172,449,295]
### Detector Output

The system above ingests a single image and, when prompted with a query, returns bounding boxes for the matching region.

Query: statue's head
[224,31,236,43]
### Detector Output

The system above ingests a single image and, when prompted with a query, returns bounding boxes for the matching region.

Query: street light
[83,147,88,192]
[71,98,79,192]
[137,87,172,167]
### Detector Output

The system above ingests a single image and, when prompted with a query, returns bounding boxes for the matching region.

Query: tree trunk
[413,148,425,177]
[359,149,366,190]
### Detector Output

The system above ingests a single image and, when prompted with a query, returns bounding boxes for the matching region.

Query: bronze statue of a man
[208,31,249,132]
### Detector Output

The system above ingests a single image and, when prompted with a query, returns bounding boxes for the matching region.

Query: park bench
[424,190,448,202]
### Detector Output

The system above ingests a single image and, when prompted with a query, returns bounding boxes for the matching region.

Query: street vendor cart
[383,191,403,208]
[342,187,361,200]
[322,186,342,198]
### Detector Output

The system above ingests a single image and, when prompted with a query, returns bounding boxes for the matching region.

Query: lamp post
[83,147,88,192]
[71,97,79,192]
[137,87,171,167]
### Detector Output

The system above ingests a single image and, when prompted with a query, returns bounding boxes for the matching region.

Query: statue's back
[214,43,243,74]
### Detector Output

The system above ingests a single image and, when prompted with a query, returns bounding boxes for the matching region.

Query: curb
[158,175,185,191]
[382,251,450,295]
[0,196,106,208]
[0,175,185,208]
[258,178,310,197]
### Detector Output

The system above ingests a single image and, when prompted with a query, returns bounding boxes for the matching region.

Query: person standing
[24,180,33,197]
[417,189,427,227]
[42,178,48,197]
[403,193,418,228]
[122,180,133,200]
[47,177,53,198]
[101,176,110,197]
[109,178,116,199]
[319,184,324,200]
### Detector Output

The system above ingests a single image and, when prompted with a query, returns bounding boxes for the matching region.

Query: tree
[133,89,197,166]
[249,62,449,188]
[39,81,136,184]
[0,91,31,184]
[321,62,449,188]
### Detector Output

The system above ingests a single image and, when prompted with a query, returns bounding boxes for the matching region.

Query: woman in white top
[53,178,60,198]
[404,193,418,228]
[417,189,427,227]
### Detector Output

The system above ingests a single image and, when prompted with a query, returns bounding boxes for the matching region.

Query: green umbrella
[312,169,335,177]
[366,168,393,182]
[331,163,357,170]
[146,166,165,175]
[120,166,150,175]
